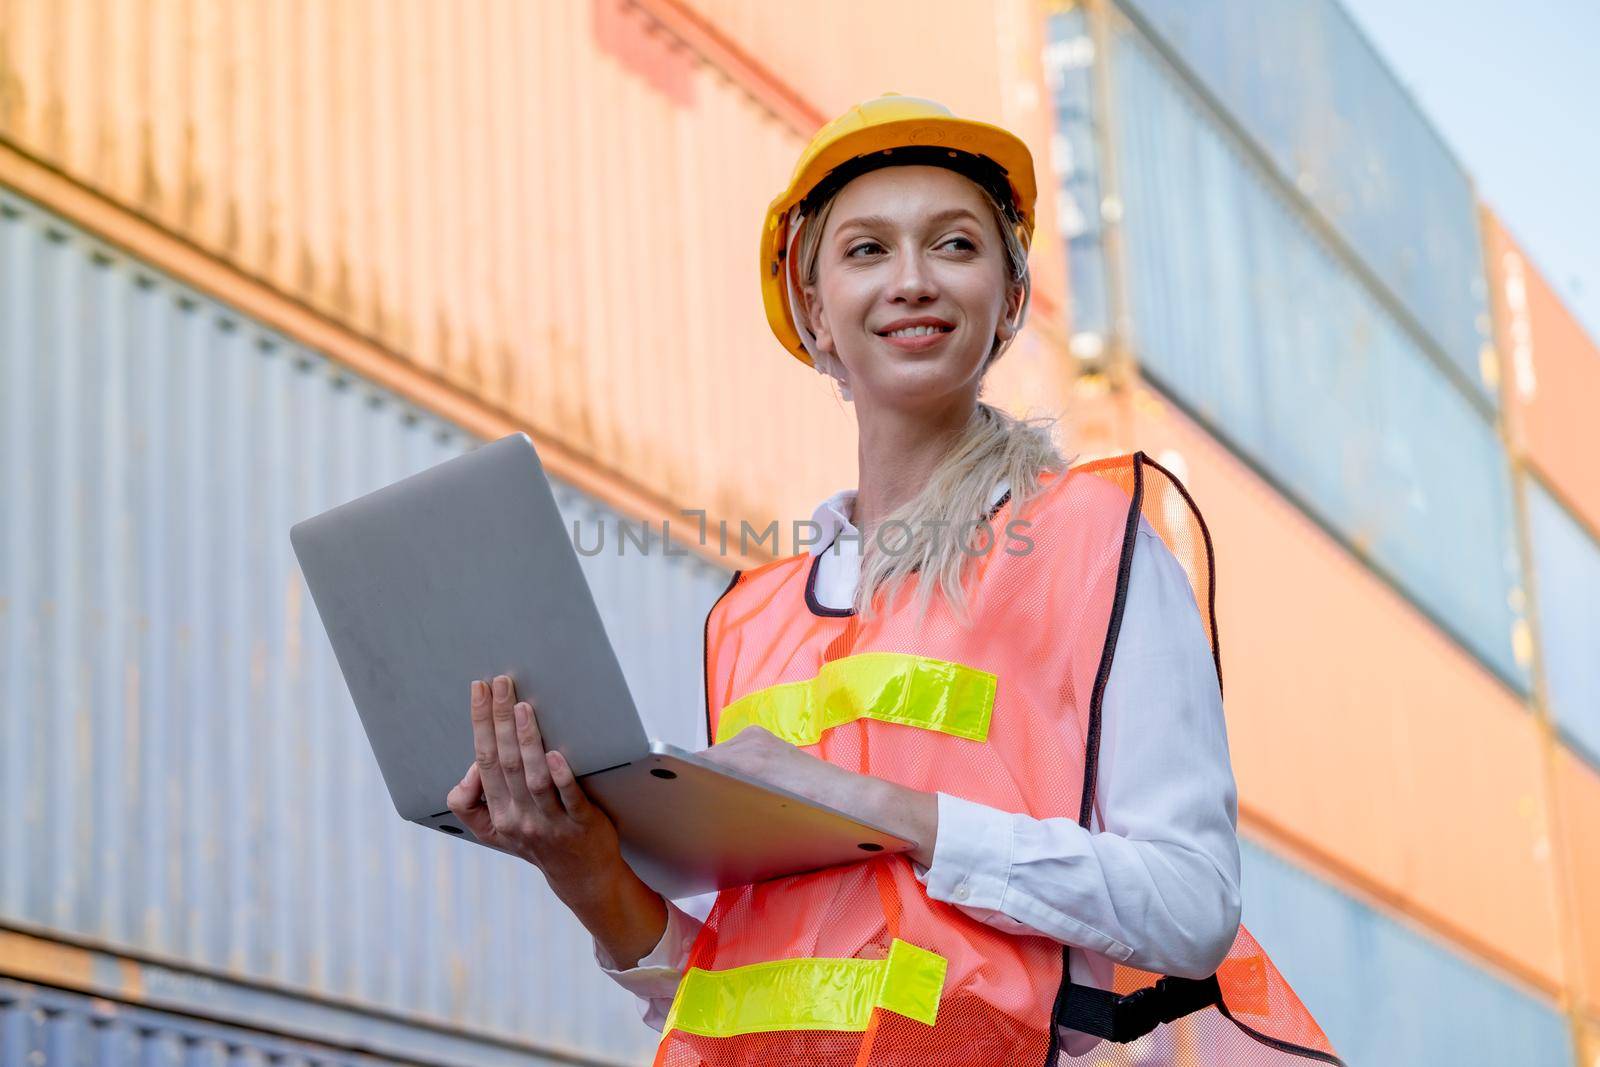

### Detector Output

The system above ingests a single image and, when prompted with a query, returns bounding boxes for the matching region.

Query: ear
[995,279,1026,342]
[800,285,836,355]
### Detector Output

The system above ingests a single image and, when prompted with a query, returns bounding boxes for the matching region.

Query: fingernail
[514,702,529,727]
[493,676,509,700]
[471,680,485,703]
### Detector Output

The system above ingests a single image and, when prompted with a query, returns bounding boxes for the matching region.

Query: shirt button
[954,886,969,901]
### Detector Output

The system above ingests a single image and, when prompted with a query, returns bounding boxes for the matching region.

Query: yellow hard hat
[760,93,1038,367]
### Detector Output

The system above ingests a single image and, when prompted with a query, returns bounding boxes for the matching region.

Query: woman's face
[803,164,1022,411]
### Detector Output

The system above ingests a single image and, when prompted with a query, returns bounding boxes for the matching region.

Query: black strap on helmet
[798,144,1024,226]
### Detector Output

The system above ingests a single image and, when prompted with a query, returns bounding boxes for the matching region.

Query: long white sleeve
[591,691,717,1031]
[914,518,1242,980]
[592,891,715,1031]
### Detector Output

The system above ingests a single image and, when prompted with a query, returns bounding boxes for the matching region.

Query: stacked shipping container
[0,185,730,1065]
[1044,1,1600,1061]
[1,0,1597,1063]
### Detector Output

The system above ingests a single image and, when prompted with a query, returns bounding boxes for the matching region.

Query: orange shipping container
[1062,382,1567,995]
[1483,208,1600,538]
[0,0,1073,565]
[1555,748,1600,1018]
[1581,1016,1600,1067]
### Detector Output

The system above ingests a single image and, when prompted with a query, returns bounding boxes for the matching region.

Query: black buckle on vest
[1056,974,1222,1043]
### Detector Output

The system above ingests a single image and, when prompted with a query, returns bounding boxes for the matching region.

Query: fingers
[471,679,512,816]
[489,675,536,810]
[447,762,484,812]
[515,700,565,818]
[546,749,593,820]
[446,761,495,838]
[487,675,565,820]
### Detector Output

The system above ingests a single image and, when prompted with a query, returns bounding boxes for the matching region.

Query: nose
[888,247,938,305]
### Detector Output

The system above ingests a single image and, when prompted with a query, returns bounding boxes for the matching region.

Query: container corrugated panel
[1107,17,1530,692]
[0,0,856,561]
[1042,7,1112,342]
[0,978,383,1067]
[0,187,735,1062]
[1116,0,1494,400]
[1527,479,1600,769]
[0,0,1081,569]
[1555,748,1600,1019]
[1585,1019,1600,1067]
[1119,386,1565,992]
[1239,840,1573,1067]
[1483,210,1600,537]
[0,974,615,1067]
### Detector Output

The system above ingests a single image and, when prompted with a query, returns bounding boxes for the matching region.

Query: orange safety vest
[654,453,1344,1066]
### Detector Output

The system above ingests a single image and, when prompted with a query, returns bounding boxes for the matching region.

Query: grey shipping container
[1100,14,1529,692]
[1116,0,1495,402]
[1240,841,1573,1066]
[0,186,733,1064]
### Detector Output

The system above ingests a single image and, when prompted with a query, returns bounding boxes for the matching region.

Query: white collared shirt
[595,479,1242,1054]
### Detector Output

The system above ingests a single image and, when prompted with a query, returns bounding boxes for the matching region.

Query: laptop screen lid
[290,433,650,821]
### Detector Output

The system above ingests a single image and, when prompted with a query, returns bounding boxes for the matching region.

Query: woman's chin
[853,363,983,408]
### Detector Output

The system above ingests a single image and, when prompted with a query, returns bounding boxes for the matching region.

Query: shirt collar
[807,479,1011,556]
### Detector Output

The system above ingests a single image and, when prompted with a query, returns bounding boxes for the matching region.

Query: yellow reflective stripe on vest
[715,651,996,746]
[663,938,948,1038]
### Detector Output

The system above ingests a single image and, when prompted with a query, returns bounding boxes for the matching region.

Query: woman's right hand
[445,674,671,970]
[446,675,628,905]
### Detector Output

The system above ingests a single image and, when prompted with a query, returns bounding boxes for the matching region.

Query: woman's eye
[847,241,884,258]
[941,236,976,252]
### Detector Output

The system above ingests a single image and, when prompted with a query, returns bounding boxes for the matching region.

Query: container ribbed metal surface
[0,186,732,1063]
[1484,209,1600,542]
[0,0,878,548]
[0,973,617,1067]
[1105,17,1528,692]
[1042,6,1112,344]
[0,977,383,1067]
[1241,840,1572,1067]
[1526,478,1600,769]
[1116,0,1494,401]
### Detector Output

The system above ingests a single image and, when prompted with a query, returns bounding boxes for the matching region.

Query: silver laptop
[289,432,913,898]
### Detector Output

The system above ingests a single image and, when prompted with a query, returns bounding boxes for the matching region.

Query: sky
[1339,0,1600,342]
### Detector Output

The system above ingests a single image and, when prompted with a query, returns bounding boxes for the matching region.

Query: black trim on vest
[1216,999,1348,1066]
[804,550,857,617]
[802,489,1013,619]
[1045,454,1147,1064]
[702,570,742,748]
[1139,451,1225,701]
[1045,453,1344,1065]
[1077,455,1144,829]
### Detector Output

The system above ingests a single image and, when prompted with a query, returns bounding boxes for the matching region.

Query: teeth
[886,325,947,337]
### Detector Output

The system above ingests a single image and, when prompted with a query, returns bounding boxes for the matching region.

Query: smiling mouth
[878,325,955,338]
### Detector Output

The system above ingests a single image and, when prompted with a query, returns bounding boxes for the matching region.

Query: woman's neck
[851,397,977,539]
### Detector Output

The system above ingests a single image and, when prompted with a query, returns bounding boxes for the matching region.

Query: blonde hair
[795,169,1075,626]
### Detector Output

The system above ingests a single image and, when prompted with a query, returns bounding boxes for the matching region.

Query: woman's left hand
[698,726,847,807]
[699,726,939,866]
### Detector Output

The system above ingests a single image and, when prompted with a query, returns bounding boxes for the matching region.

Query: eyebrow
[834,207,984,234]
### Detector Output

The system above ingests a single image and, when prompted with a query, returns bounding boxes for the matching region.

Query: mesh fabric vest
[653,454,1344,1066]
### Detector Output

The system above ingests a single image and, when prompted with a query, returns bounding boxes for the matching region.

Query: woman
[447,95,1342,1065]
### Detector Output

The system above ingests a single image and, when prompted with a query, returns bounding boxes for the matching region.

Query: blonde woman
[448,96,1343,1065]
